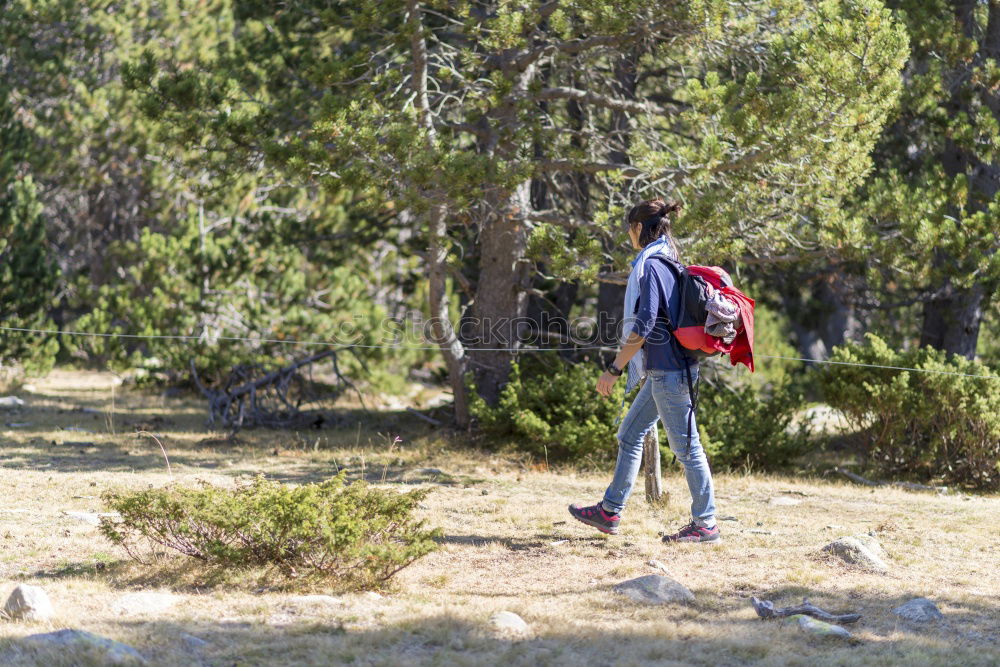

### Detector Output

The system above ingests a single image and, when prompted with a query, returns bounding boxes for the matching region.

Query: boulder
[892,597,943,623]
[21,629,145,664]
[613,574,694,605]
[3,584,54,622]
[822,535,889,573]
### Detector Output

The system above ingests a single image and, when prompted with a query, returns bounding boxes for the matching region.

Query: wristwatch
[606,360,623,376]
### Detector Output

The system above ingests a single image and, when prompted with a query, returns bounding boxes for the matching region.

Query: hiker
[569,198,720,543]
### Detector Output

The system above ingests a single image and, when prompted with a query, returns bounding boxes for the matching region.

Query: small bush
[99,474,440,589]
[818,333,1000,490]
[469,358,623,464]
[696,371,815,470]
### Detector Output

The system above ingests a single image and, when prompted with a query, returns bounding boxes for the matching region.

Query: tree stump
[643,427,667,505]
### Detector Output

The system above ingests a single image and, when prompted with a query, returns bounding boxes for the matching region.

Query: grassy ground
[0,370,997,666]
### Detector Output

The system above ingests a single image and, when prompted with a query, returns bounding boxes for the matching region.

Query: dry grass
[0,369,997,665]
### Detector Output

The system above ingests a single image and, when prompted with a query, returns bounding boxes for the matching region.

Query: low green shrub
[818,333,1000,490]
[696,374,815,470]
[470,357,815,471]
[99,474,440,589]
[469,358,623,464]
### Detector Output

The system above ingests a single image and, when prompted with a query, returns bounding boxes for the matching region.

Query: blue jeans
[602,367,717,525]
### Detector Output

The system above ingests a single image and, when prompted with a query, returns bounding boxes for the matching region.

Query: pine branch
[536,159,645,176]
[533,87,663,115]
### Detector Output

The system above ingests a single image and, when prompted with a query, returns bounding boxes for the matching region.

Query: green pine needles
[99,475,440,589]
[819,334,1000,490]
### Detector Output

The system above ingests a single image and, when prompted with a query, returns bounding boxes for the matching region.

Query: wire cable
[3,325,999,380]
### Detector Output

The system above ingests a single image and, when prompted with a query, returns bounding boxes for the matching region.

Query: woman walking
[569,198,719,543]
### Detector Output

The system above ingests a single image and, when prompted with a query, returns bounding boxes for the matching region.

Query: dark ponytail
[625,198,682,252]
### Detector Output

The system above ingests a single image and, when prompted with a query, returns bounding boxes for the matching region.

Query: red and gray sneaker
[568,502,620,535]
[662,521,721,544]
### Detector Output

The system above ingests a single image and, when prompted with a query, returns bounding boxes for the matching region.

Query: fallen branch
[405,407,443,427]
[831,466,948,494]
[751,597,861,624]
[191,350,361,435]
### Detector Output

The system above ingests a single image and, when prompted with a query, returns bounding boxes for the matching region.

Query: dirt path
[0,371,998,665]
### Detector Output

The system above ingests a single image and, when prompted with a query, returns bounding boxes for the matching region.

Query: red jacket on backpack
[685,266,756,372]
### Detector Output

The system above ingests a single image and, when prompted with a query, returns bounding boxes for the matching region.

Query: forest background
[2,0,999,490]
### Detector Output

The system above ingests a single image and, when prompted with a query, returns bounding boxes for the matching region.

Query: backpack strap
[649,255,700,452]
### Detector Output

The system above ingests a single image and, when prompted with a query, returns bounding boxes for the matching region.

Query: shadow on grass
[2,591,999,666]
[0,399,459,482]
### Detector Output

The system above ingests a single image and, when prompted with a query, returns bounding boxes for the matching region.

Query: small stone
[490,611,529,636]
[825,524,843,530]
[822,535,889,573]
[481,489,489,495]
[113,592,178,616]
[613,574,694,605]
[3,584,54,621]
[21,629,145,664]
[892,597,943,623]
[719,515,739,522]
[791,614,852,639]
[646,560,677,579]
[768,497,801,506]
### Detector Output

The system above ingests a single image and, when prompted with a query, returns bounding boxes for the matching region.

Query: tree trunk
[793,273,863,360]
[426,203,470,426]
[919,281,985,359]
[642,427,665,505]
[408,0,469,424]
[467,180,532,404]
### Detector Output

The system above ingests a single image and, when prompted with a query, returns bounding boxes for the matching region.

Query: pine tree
[0,86,58,372]
[121,0,907,420]
[855,0,1000,358]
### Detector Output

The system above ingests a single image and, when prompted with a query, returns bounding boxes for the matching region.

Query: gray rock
[822,535,889,573]
[768,496,801,506]
[113,592,178,615]
[613,574,695,605]
[0,396,25,408]
[490,611,529,636]
[892,597,943,623]
[21,629,145,664]
[4,584,54,621]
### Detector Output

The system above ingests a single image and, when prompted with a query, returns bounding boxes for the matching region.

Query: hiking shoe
[662,521,721,544]
[569,502,620,535]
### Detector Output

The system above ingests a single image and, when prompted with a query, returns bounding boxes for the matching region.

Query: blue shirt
[629,256,696,371]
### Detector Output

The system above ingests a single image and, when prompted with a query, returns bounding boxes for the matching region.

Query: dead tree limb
[831,466,948,494]
[191,350,360,435]
[751,597,861,624]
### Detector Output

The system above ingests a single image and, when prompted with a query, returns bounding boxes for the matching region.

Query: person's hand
[596,370,619,397]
